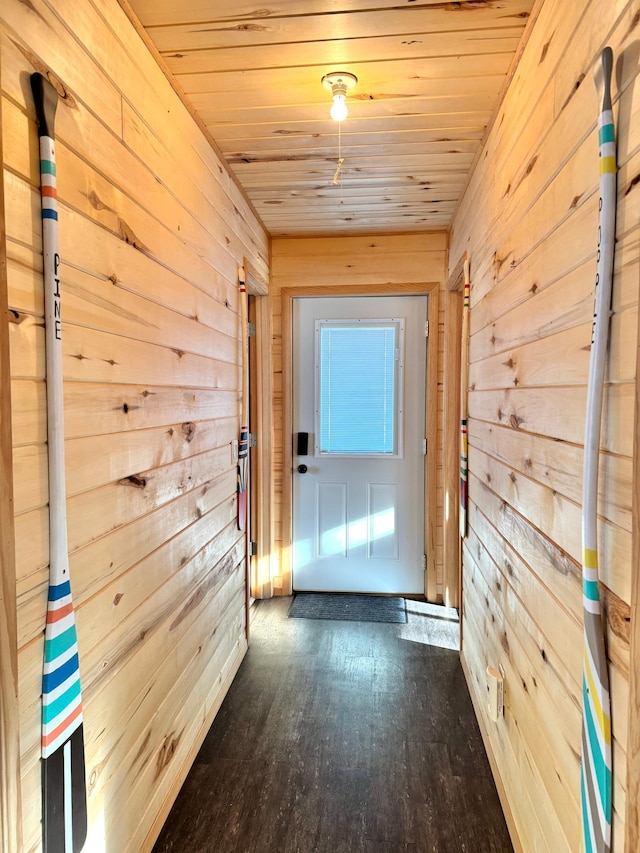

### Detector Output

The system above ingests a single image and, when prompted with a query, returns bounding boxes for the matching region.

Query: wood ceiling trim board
[135,1,536,38]
[198,104,500,133]
[225,139,481,162]
[208,112,494,139]
[240,180,470,194]
[231,157,477,177]
[250,189,464,202]
[229,148,478,165]
[174,56,515,97]
[216,127,488,151]
[239,169,472,184]
[190,99,503,128]
[271,231,447,252]
[267,220,453,236]
[159,31,526,75]
[245,188,467,199]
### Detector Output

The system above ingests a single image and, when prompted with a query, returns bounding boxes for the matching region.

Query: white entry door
[292,295,427,594]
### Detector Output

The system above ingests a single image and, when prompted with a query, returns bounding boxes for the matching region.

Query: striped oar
[580,46,616,853]
[459,257,471,538]
[237,266,249,531]
[31,73,88,853]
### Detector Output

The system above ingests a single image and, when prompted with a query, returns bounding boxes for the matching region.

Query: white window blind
[317,323,399,455]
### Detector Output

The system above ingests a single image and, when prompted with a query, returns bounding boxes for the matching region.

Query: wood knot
[509,414,524,429]
[119,218,147,252]
[501,632,510,655]
[529,282,538,294]
[624,173,640,196]
[118,474,147,489]
[113,593,124,606]
[182,422,196,442]
[8,309,23,324]
[540,40,550,63]
[87,190,110,211]
[172,348,185,359]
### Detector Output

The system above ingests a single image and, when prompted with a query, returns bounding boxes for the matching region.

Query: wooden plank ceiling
[123,0,536,236]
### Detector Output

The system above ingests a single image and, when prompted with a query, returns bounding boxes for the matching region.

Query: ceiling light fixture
[321,71,358,122]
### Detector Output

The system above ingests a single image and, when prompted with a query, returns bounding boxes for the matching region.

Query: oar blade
[43,726,87,853]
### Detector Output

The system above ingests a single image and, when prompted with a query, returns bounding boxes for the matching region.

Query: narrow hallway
[153,597,512,853]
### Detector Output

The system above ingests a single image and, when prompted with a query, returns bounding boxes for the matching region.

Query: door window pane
[317,322,402,455]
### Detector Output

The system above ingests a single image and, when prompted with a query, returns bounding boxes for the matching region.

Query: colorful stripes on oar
[42,581,83,757]
[580,46,615,853]
[39,151,58,219]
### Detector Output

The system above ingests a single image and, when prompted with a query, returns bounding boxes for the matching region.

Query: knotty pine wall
[1,0,268,849]
[449,0,636,849]
[269,234,448,601]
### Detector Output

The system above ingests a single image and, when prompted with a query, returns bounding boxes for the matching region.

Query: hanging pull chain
[332,121,344,204]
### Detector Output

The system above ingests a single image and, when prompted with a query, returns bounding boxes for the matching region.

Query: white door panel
[292,295,427,594]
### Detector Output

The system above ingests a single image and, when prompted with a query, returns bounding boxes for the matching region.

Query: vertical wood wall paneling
[1,0,268,849]
[272,231,447,600]
[448,0,637,849]
[0,49,23,853]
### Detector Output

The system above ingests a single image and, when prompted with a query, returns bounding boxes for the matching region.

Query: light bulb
[330,94,348,122]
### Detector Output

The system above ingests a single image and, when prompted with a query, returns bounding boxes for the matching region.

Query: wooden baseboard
[140,638,249,852]
[460,652,523,853]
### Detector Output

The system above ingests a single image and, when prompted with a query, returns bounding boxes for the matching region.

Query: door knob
[297,464,308,474]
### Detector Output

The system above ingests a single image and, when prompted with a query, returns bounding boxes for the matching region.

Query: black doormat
[288,593,407,623]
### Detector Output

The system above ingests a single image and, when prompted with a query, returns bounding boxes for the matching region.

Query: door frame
[442,253,467,610]
[242,259,273,606]
[281,282,440,599]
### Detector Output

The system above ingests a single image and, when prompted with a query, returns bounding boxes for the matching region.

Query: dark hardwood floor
[153,597,513,853]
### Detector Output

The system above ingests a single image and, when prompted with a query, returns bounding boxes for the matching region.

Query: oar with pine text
[31,72,88,853]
